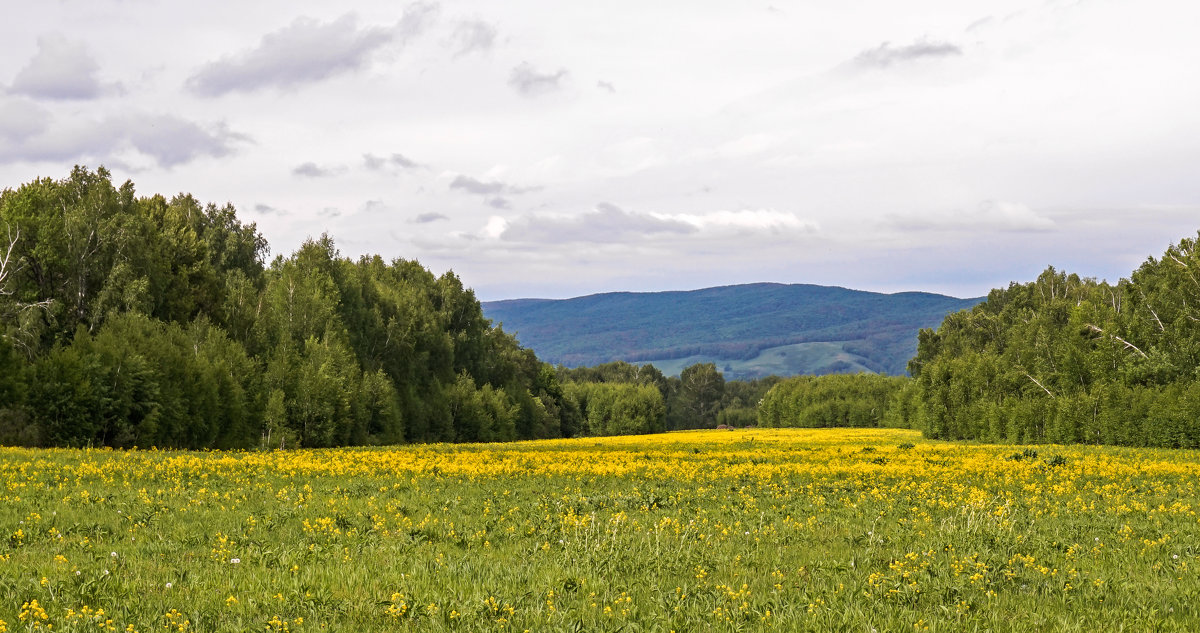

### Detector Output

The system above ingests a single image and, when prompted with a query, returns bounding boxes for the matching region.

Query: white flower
[230,558,241,564]
[103,569,109,575]
[111,552,118,558]
[165,582,173,589]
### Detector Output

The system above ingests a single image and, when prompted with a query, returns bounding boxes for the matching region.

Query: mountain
[481,283,982,379]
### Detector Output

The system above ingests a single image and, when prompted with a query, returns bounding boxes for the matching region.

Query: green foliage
[714,406,757,428]
[909,233,1200,447]
[0,168,267,349]
[758,373,908,428]
[445,372,518,443]
[20,315,262,449]
[669,363,726,429]
[714,374,781,429]
[557,360,668,393]
[562,381,666,436]
[559,361,779,430]
[0,167,583,448]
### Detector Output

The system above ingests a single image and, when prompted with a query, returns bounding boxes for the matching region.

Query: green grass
[1,429,1199,632]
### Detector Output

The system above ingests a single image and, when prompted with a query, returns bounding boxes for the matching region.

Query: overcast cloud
[364,152,421,170]
[254,203,286,215]
[507,62,568,96]
[0,99,51,142]
[292,162,341,178]
[450,19,497,57]
[851,40,963,70]
[0,110,244,167]
[9,34,113,100]
[498,203,697,243]
[887,201,1055,233]
[1,0,1198,301]
[186,13,416,96]
[449,174,539,197]
[412,212,449,224]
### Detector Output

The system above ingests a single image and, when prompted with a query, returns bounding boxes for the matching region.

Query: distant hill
[481,283,982,379]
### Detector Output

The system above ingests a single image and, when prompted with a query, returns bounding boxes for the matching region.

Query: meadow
[1,428,1199,632]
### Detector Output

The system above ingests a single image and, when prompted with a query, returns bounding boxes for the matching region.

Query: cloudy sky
[2,1,1198,300]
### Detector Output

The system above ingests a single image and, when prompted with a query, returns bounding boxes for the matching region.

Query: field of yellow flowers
[2,428,1199,632]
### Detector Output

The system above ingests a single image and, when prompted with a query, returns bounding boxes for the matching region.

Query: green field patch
[640,341,877,379]
[1,428,1199,631]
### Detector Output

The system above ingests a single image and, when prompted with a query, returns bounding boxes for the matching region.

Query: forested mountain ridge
[482,284,982,377]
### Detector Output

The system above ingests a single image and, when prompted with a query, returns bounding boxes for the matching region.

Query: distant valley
[481,283,982,379]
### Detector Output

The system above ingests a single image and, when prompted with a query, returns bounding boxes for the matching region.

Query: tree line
[0,167,618,448]
[904,232,1200,447]
[556,360,782,431]
[757,373,908,429]
[753,230,1200,447]
[17,170,1190,450]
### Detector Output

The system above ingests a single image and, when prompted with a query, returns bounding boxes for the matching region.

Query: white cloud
[483,215,508,239]
[493,203,694,244]
[449,19,497,57]
[481,203,815,245]
[449,174,539,197]
[0,111,246,167]
[9,34,115,100]
[0,99,51,142]
[186,12,425,96]
[508,62,568,96]
[0,1,1196,301]
[412,212,448,224]
[254,203,287,216]
[850,40,963,70]
[364,153,421,170]
[887,201,1055,233]
[663,208,818,234]
[292,162,342,178]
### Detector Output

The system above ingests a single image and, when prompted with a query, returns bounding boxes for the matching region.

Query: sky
[1,0,1198,301]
